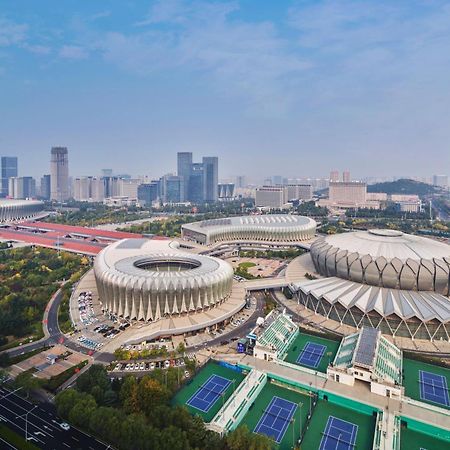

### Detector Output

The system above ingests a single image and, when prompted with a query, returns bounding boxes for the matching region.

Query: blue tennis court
[254,396,298,443]
[319,416,358,450]
[419,370,450,407]
[186,374,231,412]
[296,342,326,368]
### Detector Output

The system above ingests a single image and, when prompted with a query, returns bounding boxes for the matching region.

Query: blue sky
[1,0,449,181]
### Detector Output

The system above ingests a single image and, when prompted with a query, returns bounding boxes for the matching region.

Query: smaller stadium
[0,199,44,222]
[181,214,316,245]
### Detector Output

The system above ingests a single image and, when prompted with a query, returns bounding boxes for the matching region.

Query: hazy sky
[1,0,450,181]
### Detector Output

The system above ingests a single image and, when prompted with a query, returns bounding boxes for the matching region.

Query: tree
[226,425,273,450]
[137,375,170,417]
[55,389,80,418]
[68,393,97,428]
[14,370,43,397]
[120,375,140,414]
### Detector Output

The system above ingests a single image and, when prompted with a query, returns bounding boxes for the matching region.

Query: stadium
[181,214,316,245]
[291,229,450,341]
[93,238,234,322]
[0,199,44,223]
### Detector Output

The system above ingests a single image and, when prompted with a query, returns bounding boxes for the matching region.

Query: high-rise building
[102,169,113,177]
[189,163,204,203]
[161,174,183,203]
[342,170,351,182]
[286,184,313,201]
[235,175,246,189]
[40,174,51,200]
[330,170,339,182]
[329,181,367,206]
[1,156,18,197]
[138,182,159,206]
[177,152,192,202]
[202,156,218,202]
[8,176,35,199]
[272,175,283,186]
[50,147,69,202]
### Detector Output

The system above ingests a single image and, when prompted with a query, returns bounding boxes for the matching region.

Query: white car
[60,422,70,431]
[140,362,145,371]
[164,360,170,369]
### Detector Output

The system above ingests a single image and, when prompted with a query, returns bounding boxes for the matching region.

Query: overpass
[240,277,289,291]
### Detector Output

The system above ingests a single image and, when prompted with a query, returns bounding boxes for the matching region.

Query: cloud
[23,44,51,55]
[59,45,88,60]
[0,17,28,46]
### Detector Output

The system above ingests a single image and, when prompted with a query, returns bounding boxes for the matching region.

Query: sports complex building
[94,238,234,322]
[0,199,44,222]
[291,229,450,341]
[181,214,316,245]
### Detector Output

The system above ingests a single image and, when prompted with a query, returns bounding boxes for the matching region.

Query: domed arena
[94,238,234,322]
[292,229,450,341]
[0,199,44,222]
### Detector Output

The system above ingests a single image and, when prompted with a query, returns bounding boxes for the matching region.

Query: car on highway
[60,422,70,431]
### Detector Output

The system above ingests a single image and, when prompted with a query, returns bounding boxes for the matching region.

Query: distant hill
[367,179,436,196]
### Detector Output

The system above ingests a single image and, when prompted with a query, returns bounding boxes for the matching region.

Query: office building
[160,174,183,203]
[255,186,288,209]
[137,182,159,206]
[342,170,351,182]
[189,163,204,203]
[177,152,192,201]
[50,147,69,202]
[40,175,51,200]
[235,175,246,189]
[286,184,313,202]
[8,176,36,199]
[1,156,18,198]
[433,174,448,188]
[202,156,218,202]
[120,178,141,199]
[328,181,367,207]
[272,175,283,186]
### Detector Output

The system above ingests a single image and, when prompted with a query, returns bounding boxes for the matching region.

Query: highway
[0,386,110,449]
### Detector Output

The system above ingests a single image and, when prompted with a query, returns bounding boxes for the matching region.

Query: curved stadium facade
[181,214,316,245]
[94,238,234,322]
[292,229,450,341]
[0,199,44,223]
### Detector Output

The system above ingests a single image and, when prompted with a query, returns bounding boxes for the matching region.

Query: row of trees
[55,365,273,450]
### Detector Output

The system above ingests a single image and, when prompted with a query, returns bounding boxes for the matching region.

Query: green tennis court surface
[400,425,449,450]
[403,358,450,410]
[172,360,245,422]
[239,380,311,450]
[300,399,376,450]
[283,332,340,373]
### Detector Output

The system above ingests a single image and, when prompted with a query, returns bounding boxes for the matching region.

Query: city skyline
[1,0,450,178]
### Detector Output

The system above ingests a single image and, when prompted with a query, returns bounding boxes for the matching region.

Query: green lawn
[403,358,450,409]
[238,261,256,269]
[283,332,340,373]
[172,360,246,422]
[238,380,311,450]
[300,399,376,450]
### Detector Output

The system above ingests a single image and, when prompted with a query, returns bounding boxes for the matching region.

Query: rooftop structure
[0,199,44,223]
[181,214,316,245]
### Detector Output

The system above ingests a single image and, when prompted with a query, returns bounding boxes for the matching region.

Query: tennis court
[403,358,450,410]
[254,396,298,443]
[283,332,340,373]
[300,399,375,450]
[186,374,232,412]
[419,370,450,407]
[239,380,310,450]
[296,342,327,368]
[172,360,246,422]
[319,416,358,450]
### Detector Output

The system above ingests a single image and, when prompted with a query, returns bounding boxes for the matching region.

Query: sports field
[172,360,246,422]
[238,380,311,450]
[400,426,449,450]
[300,399,376,450]
[283,332,340,373]
[403,358,450,409]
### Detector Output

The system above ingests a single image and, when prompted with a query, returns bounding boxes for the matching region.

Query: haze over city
[1,0,450,178]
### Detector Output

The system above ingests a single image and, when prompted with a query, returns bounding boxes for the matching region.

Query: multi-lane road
[0,386,110,450]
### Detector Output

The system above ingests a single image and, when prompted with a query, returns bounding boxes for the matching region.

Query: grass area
[238,261,256,269]
[0,423,40,450]
[238,380,311,450]
[300,398,376,450]
[0,346,50,368]
[172,360,246,423]
[283,332,340,373]
[403,358,450,409]
[400,425,449,449]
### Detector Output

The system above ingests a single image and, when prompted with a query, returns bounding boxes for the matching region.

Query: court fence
[276,358,328,379]
[372,411,384,450]
[399,415,450,442]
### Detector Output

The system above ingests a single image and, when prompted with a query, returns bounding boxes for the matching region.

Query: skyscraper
[50,147,69,202]
[330,170,339,182]
[342,170,351,182]
[40,174,51,200]
[1,156,18,197]
[189,163,204,203]
[177,152,192,202]
[202,156,218,202]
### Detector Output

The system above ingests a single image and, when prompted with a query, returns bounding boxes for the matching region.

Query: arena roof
[316,229,450,261]
[0,199,43,207]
